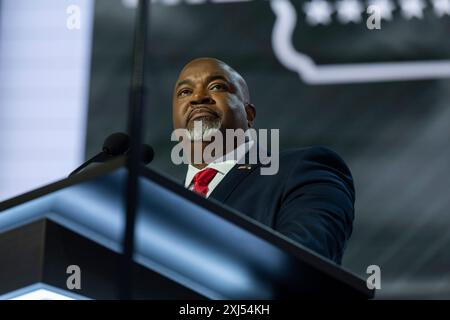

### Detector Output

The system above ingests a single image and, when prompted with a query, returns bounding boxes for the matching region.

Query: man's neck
[192,163,208,170]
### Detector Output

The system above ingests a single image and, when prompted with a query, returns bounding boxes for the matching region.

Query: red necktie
[192,168,218,197]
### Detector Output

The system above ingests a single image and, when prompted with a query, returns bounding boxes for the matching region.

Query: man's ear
[245,103,256,128]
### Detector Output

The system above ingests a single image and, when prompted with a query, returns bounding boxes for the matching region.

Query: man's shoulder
[280,145,348,166]
[274,145,353,181]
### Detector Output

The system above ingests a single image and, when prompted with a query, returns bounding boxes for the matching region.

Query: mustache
[186,106,221,123]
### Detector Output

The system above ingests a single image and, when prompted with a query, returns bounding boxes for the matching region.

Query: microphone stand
[67,152,110,177]
[119,0,149,300]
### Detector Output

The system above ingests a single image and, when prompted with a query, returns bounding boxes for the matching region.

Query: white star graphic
[303,0,334,25]
[336,0,364,23]
[399,0,426,19]
[432,0,450,16]
[368,0,395,20]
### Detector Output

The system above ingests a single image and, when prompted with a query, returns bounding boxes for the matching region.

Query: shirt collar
[184,139,254,188]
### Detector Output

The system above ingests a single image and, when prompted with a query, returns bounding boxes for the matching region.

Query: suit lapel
[209,162,260,202]
[209,143,272,202]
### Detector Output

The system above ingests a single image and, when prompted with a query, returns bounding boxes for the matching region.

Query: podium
[0,158,374,299]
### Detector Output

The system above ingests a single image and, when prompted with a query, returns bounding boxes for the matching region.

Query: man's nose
[190,91,215,105]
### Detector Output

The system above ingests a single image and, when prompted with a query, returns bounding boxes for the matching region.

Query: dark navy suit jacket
[205,146,355,265]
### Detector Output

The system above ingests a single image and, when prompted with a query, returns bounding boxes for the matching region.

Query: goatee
[188,119,221,142]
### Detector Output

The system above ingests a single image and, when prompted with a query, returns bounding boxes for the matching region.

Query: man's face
[172,59,253,137]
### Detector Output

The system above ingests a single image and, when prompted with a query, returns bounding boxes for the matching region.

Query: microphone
[69,132,154,177]
[127,143,154,165]
[103,132,131,155]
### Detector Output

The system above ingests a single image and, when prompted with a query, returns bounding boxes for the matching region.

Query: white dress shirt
[184,140,254,198]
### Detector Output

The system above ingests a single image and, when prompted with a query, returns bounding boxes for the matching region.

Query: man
[172,57,354,265]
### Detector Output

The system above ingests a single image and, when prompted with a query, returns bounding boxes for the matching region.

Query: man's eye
[210,83,227,91]
[178,89,191,97]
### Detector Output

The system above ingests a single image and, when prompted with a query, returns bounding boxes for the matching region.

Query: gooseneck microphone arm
[68,132,154,177]
[68,132,131,177]
[67,152,110,177]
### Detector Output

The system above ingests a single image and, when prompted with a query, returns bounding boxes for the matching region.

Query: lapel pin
[238,165,252,170]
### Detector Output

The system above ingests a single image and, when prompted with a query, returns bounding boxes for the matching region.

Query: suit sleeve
[274,147,355,265]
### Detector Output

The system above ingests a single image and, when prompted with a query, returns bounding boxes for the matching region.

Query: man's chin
[187,116,219,129]
[186,118,222,141]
